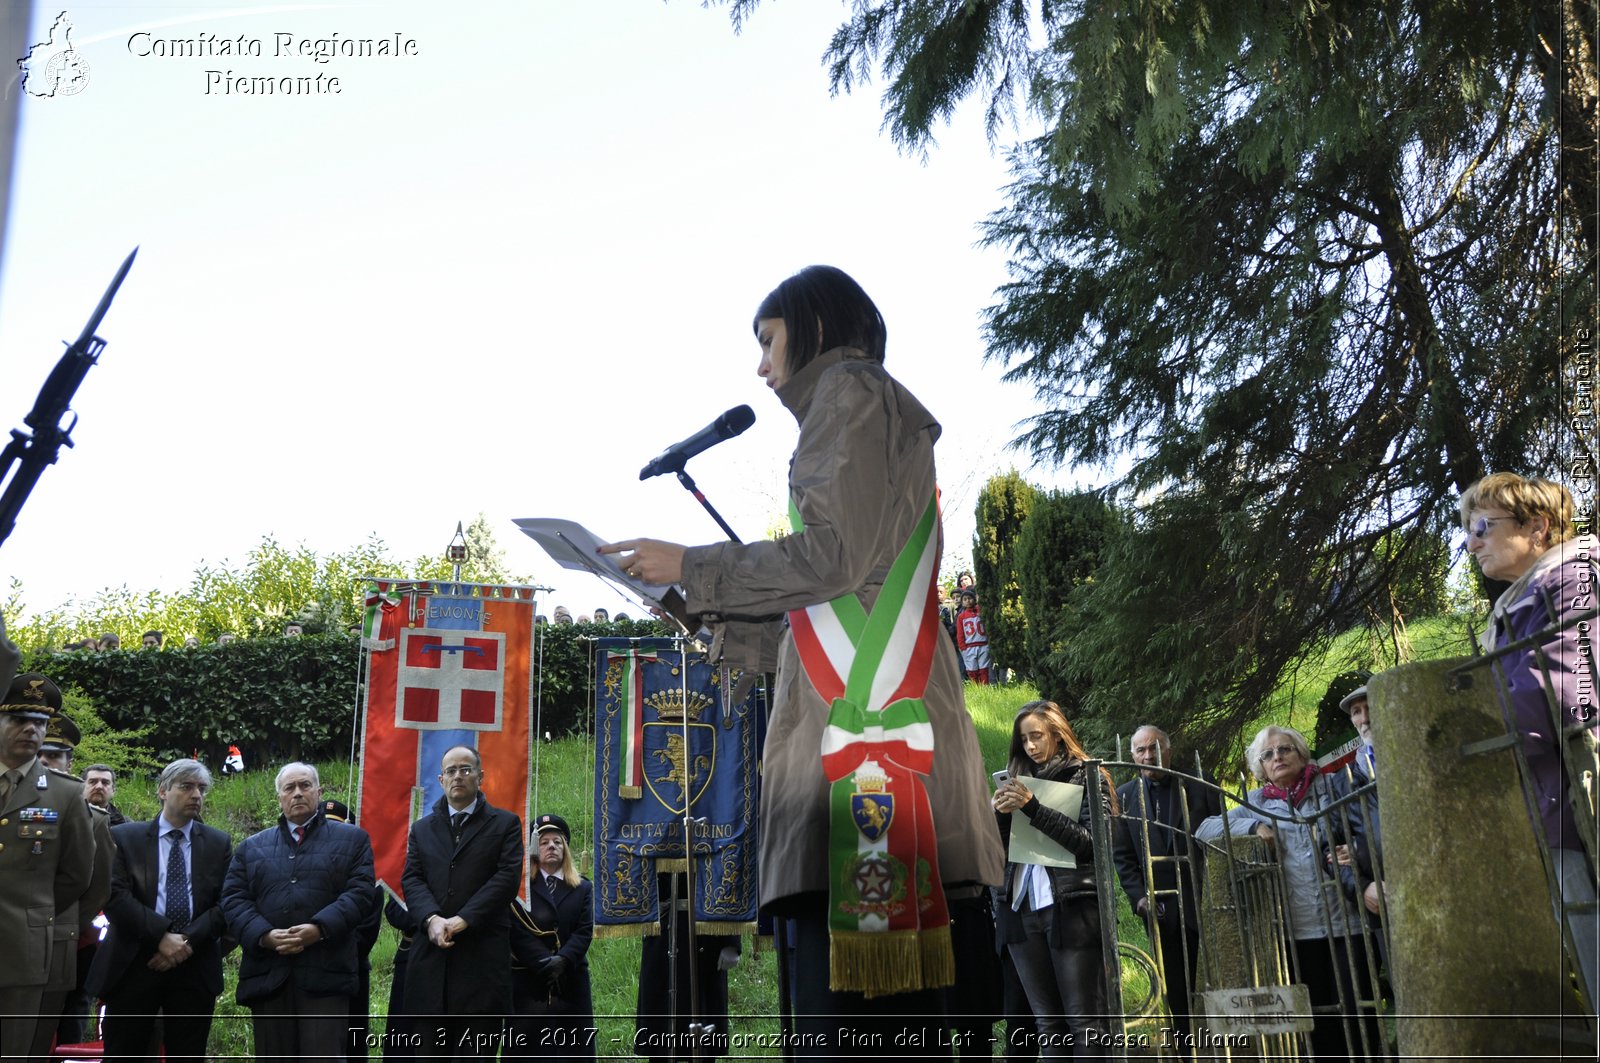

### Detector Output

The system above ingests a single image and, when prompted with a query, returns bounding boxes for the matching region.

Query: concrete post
[1371,655,1571,1056]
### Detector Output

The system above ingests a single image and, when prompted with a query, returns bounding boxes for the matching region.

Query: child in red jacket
[955,590,991,684]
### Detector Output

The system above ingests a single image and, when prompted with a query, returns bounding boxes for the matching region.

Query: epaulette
[87,803,110,818]
[46,767,81,783]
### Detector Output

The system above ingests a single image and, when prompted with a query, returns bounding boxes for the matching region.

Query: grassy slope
[141,618,1463,1057]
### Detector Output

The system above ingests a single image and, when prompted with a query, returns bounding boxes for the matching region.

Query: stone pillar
[1371,656,1570,1057]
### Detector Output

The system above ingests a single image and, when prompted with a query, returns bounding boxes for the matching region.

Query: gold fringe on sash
[618,785,642,799]
[918,922,955,990]
[593,920,658,940]
[829,925,956,998]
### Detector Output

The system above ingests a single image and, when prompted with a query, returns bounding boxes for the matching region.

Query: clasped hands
[259,923,323,955]
[146,931,192,971]
[426,913,468,948]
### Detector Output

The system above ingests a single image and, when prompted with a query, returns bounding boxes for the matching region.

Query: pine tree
[714,0,1594,752]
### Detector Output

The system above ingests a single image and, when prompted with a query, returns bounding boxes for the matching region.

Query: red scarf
[1261,764,1317,806]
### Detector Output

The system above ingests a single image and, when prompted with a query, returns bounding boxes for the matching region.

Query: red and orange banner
[357,580,536,901]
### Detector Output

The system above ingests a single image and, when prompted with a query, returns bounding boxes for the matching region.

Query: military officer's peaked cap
[0,673,62,721]
[41,713,81,751]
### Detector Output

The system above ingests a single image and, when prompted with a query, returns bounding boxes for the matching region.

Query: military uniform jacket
[0,758,95,989]
[401,795,524,1015]
[509,875,594,1016]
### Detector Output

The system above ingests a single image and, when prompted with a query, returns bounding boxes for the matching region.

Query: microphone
[639,405,756,480]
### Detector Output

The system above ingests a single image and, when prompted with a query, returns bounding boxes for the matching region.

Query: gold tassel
[593,920,659,940]
[618,785,641,799]
[828,929,922,997]
[918,923,955,990]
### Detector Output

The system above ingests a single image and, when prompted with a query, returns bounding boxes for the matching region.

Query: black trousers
[1147,914,1201,1050]
[785,901,954,1060]
[1006,905,1109,1061]
[102,971,217,1063]
[1294,935,1384,1061]
[248,979,350,1063]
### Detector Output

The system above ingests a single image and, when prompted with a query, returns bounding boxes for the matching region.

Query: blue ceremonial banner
[592,638,763,937]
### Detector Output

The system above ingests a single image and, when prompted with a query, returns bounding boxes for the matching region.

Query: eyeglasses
[441,766,478,778]
[1468,516,1514,540]
[1259,744,1299,763]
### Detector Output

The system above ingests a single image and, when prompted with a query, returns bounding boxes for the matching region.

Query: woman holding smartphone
[992,701,1117,1059]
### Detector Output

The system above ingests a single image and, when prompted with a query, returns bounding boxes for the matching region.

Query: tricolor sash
[608,649,658,799]
[788,492,953,996]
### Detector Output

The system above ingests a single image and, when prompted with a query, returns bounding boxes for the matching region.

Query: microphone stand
[675,468,741,544]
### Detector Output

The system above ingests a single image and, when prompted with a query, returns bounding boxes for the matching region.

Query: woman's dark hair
[1007,700,1118,811]
[753,265,886,374]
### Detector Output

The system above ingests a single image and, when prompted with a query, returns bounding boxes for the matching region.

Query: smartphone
[991,769,1009,788]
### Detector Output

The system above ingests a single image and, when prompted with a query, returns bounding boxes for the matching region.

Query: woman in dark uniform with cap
[508,813,594,1060]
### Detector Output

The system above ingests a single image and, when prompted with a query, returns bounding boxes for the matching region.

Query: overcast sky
[0,0,1088,621]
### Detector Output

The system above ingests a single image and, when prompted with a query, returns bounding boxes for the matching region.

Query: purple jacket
[1486,539,1599,849]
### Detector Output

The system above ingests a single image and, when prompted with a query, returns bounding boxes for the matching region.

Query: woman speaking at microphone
[604,265,1003,1054]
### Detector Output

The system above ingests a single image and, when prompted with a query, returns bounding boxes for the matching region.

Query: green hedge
[21,619,669,766]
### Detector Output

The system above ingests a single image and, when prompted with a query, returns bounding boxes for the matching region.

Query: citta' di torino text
[128,32,420,62]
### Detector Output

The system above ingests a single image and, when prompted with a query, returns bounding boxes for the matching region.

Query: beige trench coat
[680,347,1005,910]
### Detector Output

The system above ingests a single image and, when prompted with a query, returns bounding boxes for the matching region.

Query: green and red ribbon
[788,493,953,995]
[605,649,657,799]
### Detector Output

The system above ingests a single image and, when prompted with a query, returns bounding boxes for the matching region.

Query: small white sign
[1200,984,1315,1036]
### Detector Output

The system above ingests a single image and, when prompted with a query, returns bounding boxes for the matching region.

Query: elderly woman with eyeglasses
[1461,472,1598,1007]
[1197,725,1380,1060]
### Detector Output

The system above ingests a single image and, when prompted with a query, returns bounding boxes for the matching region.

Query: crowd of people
[60,622,309,652]
[0,677,599,1062]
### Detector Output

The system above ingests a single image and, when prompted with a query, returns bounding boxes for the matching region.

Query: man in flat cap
[0,673,96,1058]
[1335,683,1388,959]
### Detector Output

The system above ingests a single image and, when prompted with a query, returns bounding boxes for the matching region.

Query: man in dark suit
[0,673,96,1059]
[1113,725,1223,1052]
[88,757,233,1063]
[402,744,524,1058]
